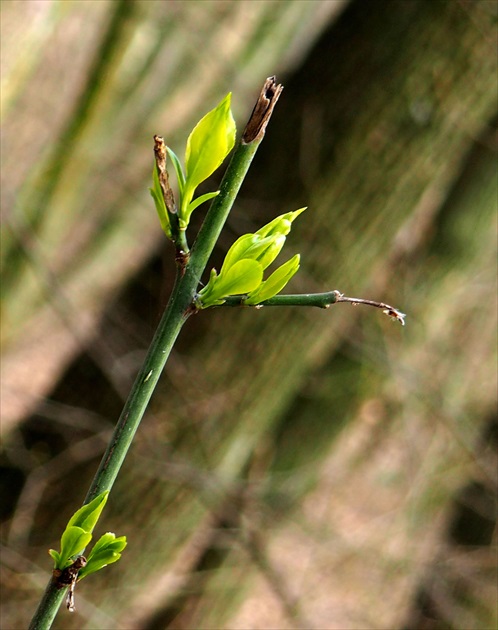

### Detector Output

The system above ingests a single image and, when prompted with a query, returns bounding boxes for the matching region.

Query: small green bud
[219,233,285,276]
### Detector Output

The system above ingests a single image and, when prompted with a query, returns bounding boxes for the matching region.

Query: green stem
[28,78,281,630]
[222,291,406,324]
[28,580,67,630]
[84,274,191,501]
[188,139,261,279]
[223,291,340,308]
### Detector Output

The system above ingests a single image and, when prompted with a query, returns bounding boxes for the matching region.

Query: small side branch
[222,290,406,325]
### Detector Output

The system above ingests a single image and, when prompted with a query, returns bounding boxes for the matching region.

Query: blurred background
[1,1,496,629]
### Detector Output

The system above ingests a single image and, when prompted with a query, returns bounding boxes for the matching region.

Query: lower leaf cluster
[49,491,127,580]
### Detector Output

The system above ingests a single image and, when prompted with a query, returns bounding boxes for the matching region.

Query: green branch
[29,76,404,628]
[222,290,406,324]
[222,291,340,308]
[29,77,283,630]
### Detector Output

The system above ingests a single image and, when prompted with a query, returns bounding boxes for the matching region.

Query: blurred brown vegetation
[1,1,496,629]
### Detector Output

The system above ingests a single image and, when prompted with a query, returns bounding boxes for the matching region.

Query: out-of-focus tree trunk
[1,1,496,629]
[150,2,497,628]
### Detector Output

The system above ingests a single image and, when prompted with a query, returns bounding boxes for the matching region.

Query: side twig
[223,290,406,325]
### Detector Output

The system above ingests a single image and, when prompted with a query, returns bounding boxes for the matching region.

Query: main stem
[29,77,281,630]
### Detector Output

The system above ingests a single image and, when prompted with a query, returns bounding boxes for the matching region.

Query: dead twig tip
[243,76,284,143]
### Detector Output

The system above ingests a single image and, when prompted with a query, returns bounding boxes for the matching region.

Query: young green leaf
[165,146,186,196]
[185,93,236,191]
[253,234,286,271]
[255,207,307,238]
[198,259,263,307]
[150,167,172,238]
[56,526,93,570]
[245,254,301,305]
[219,233,261,274]
[219,233,280,276]
[214,259,263,296]
[67,491,109,534]
[186,190,220,217]
[181,93,236,224]
[78,533,127,580]
[196,207,306,308]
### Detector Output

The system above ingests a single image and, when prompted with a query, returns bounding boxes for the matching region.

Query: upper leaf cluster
[151,93,306,308]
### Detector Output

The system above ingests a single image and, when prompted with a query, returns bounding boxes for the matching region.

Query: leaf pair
[49,491,126,580]
[196,208,305,307]
[150,93,236,236]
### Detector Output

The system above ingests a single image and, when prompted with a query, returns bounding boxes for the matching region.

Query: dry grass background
[1,1,496,629]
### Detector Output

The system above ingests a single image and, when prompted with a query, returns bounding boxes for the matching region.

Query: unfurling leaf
[219,233,284,276]
[150,166,172,238]
[165,146,186,196]
[245,254,300,305]
[67,492,109,534]
[49,492,110,570]
[255,207,306,238]
[56,527,93,570]
[198,259,263,307]
[181,93,236,225]
[196,208,306,309]
[186,190,220,216]
[78,533,127,580]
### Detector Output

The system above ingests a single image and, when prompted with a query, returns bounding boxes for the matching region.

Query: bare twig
[333,291,406,325]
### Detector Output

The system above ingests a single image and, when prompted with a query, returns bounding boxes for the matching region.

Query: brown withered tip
[153,134,167,161]
[243,76,284,144]
[152,134,177,216]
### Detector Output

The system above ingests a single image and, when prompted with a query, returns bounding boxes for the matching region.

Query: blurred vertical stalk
[2,0,139,332]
